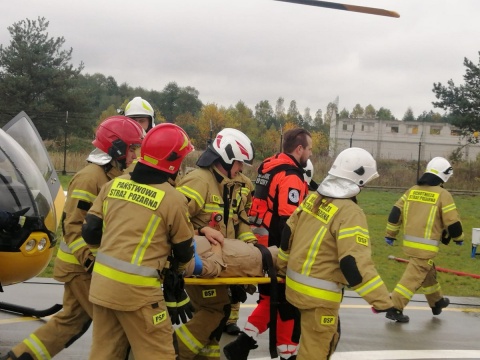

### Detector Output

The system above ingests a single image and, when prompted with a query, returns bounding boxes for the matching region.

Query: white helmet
[212,128,254,165]
[125,97,155,130]
[425,157,453,182]
[303,159,314,185]
[328,147,379,186]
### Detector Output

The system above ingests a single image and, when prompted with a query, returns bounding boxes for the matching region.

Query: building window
[343,124,347,131]
[408,126,418,134]
[430,127,441,135]
[391,126,399,133]
[451,129,462,136]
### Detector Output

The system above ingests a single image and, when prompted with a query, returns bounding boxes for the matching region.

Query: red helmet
[92,116,144,161]
[139,123,194,174]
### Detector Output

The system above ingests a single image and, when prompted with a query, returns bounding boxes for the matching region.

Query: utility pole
[416,130,423,180]
[62,111,68,175]
[279,127,283,153]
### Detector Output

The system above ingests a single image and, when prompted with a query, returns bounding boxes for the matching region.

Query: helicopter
[0,111,65,317]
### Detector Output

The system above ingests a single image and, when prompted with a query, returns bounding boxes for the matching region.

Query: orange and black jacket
[249,153,308,247]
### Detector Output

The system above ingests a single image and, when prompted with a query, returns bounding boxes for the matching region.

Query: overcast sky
[2,0,479,120]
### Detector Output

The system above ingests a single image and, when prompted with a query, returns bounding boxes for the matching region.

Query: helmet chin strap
[218,158,234,179]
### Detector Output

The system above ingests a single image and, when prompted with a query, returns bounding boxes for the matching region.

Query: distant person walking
[385,157,464,318]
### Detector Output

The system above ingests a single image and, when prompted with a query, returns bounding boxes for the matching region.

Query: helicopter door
[2,112,65,229]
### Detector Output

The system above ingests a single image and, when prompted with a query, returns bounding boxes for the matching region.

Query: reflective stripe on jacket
[278,193,393,311]
[54,163,122,281]
[386,185,463,259]
[88,175,194,311]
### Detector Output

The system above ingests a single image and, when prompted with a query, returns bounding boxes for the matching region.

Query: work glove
[163,268,194,325]
[441,230,451,245]
[454,240,464,246]
[175,288,195,324]
[229,285,248,303]
[385,237,395,246]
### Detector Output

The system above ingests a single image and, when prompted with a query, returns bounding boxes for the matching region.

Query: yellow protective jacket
[386,185,464,259]
[176,166,256,242]
[54,163,122,282]
[278,193,392,311]
[86,175,194,311]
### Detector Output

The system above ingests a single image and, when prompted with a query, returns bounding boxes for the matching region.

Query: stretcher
[184,277,283,285]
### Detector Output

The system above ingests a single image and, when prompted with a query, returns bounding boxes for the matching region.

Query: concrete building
[329,118,480,161]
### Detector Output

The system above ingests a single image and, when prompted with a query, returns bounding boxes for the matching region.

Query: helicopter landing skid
[0,302,62,318]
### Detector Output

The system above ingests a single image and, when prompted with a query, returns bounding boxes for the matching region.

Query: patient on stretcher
[184,236,278,278]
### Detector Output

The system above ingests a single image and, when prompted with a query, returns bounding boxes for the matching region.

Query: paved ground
[1,278,480,360]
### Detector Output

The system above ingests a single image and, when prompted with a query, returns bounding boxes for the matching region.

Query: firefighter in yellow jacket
[385,156,463,318]
[1,116,144,360]
[176,128,256,360]
[82,123,195,360]
[277,148,408,360]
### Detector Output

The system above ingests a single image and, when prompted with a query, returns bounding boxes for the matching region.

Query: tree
[313,109,323,129]
[416,110,443,123]
[0,17,85,138]
[402,107,415,121]
[303,107,313,128]
[157,82,202,123]
[287,100,302,126]
[324,101,338,126]
[376,107,395,120]
[338,108,349,119]
[364,104,376,119]
[254,100,275,129]
[350,104,364,119]
[275,97,286,127]
[433,52,480,143]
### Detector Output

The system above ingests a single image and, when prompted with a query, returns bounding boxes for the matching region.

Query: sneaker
[431,297,450,315]
[385,308,410,323]
[224,323,241,335]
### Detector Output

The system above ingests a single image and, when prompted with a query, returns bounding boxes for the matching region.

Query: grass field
[44,177,480,298]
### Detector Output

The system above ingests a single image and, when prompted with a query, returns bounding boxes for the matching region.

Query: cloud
[1,0,479,119]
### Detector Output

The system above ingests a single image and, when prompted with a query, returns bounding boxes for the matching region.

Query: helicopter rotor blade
[274,0,400,18]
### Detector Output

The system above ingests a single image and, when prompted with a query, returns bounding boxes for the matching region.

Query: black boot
[385,308,409,323]
[431,297,450,315]
[223,332,258,360]
[223,323,241,335]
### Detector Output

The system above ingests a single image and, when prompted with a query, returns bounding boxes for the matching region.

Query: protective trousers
[10,274,92,360]
[297,307,340,360]
[245,294,297,357]
[89,302,174,360]
[226,301,240,325]
[176,285,230,360]
[391,257,443,309]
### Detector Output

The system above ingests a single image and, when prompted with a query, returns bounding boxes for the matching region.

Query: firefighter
[224,128,312,360]
[125,96,156,132]
[185,235,278,278]
[175,128,256,360]
[82,123,195,359]
[278,147,408,360]
[385,156,464,318]
[1,116,144,360]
